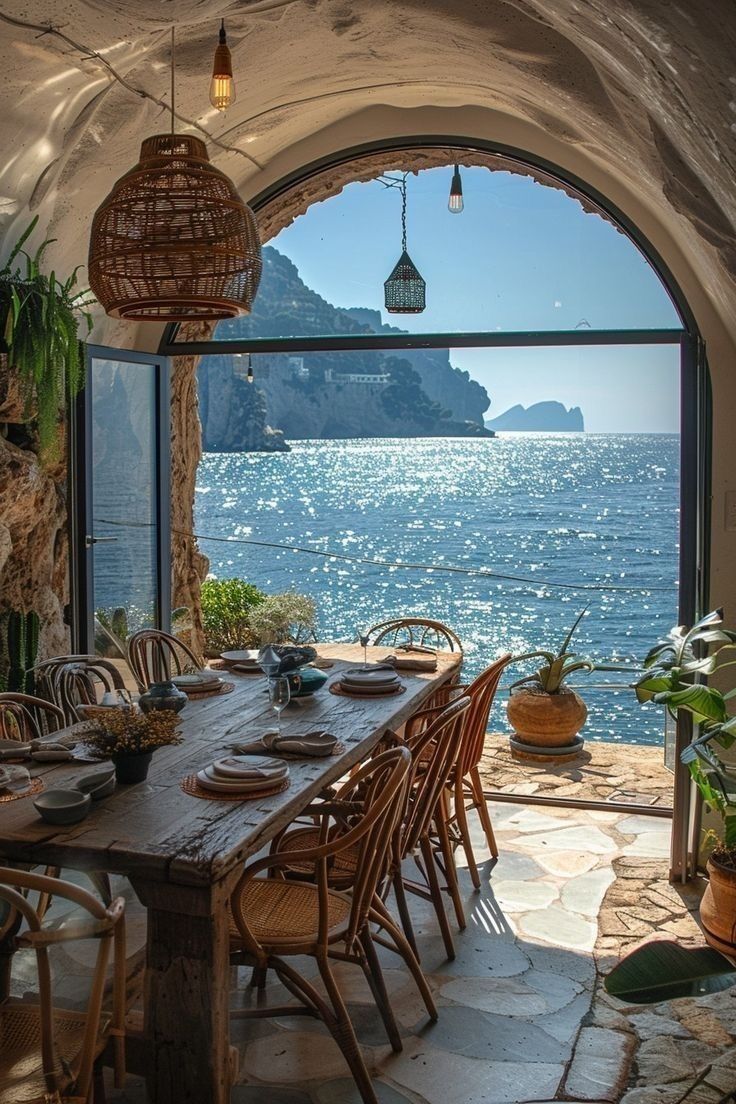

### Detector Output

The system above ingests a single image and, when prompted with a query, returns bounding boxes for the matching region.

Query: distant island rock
[198,247,493,449]
[485,401,584,432]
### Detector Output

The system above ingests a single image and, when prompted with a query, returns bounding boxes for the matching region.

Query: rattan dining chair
[228,747,433,1104]
[34,656,131,724]
[386,695,471,959]
[368,617,463,653]
[0,692,66,741]
[126,629,201,691]
[272,696,472,961]
[0,866,126,1104]
[432,654,513,887]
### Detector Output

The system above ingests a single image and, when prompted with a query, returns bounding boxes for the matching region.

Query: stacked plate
[196,755,289,794]
[338,666,403,696]
[172,669,223,692]
[220,650,262,673]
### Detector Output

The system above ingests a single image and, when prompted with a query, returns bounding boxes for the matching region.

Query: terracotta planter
[507,685,588,747]
[701,857,736,956]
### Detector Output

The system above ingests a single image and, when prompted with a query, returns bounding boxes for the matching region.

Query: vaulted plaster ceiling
[0,0,735,344]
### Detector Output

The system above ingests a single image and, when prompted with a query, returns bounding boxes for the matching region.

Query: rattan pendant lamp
[384,176,426,314]
[88,28,261,321]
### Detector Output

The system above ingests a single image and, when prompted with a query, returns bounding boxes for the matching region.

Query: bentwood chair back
[456,653,512,779]
[368,617,463,653]
[34,656,130,724]
[429,653,513,887]
[0,693,66,742]
[126,629,201,691]
[228,748,418,1104]
[0,866,126,1104]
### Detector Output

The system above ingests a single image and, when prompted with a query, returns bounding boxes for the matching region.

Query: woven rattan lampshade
[384,249,426,314]
[88,133,262,321]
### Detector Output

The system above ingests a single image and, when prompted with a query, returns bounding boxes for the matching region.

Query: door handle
[85,535,119,548]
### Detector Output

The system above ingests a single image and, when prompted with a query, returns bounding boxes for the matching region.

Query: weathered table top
[0,645,460,887]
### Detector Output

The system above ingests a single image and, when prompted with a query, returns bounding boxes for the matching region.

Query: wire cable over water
[93,517,677,595]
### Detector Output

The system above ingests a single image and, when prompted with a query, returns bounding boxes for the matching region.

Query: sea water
[195,433,679,746]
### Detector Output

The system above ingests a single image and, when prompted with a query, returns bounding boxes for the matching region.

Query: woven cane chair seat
[275,828,359,888]
[229,878,350,947]
[0,1001,107,1104]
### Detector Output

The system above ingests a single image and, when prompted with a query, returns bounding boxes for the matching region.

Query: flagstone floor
[97,800,675,1103]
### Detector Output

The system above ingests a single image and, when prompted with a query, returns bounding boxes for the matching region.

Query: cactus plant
[2,610,40,694]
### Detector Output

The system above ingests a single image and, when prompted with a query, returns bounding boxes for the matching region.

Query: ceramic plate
[173,671,221,689]
[221,650,261,666]
[196,766,289,793]
[211,755,288,780]
[338,680,402,696]
[342,668,400,687]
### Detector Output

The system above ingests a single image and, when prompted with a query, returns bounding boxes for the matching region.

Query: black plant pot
[112,751,153,784]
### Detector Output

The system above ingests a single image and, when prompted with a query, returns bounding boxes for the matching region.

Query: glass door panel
[75,348,170,657]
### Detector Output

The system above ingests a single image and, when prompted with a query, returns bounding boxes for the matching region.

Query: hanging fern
[0,216,93,463]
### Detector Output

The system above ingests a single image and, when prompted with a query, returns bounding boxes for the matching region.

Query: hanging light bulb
[448,163,464,213]
[247,353,254,383]
[210,19,235,110]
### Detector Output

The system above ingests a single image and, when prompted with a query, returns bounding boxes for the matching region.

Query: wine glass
[357,627,370,670]
[268,676,291,739]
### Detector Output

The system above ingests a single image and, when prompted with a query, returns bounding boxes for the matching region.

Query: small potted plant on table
[634,608,736,955]
[87,708,183,784]
[506,608,595,756]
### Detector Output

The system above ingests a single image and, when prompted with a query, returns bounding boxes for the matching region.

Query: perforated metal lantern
[88,134,262,321]
[384,249,426,314]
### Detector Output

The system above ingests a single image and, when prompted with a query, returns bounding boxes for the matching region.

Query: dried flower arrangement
[88,708,183,757]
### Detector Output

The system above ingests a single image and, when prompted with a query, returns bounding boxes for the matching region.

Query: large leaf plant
[634,608,736,857]
[0,216,93,462]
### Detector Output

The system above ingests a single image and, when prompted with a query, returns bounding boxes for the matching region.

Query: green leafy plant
[634,608,736,858]
[247,591,316,646]
[200,578,266,653]
[509,608,596,693]
[0,216,93,461]
[605,940,735,1004]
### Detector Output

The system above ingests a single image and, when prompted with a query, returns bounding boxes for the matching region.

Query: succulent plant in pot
[634,608,736,955]
[506,608,595,749]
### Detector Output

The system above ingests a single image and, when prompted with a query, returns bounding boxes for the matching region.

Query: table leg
[131,878,234,1104]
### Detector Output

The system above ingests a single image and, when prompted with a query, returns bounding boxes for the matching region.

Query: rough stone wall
[169,323,212,659]
[0,370,70,660]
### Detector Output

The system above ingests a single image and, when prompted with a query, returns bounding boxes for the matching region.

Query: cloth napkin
[230,730,338,758]
[0,764,31,792]
[383,653,438,672]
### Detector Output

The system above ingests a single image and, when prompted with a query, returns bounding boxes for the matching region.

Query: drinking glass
[358,628,370,669]
[269,676,291,738]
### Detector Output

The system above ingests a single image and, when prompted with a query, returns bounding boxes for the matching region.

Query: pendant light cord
[170,26,175,134]
[401,178,407,252]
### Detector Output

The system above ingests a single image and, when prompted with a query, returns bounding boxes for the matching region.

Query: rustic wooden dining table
[0,643,461,1104]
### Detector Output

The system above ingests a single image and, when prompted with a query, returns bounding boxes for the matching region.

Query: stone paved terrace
[19,797,733,1104]
[480,735,674,808]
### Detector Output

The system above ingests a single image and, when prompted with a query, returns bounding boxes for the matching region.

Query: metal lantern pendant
[384,178,425,314]
[88,29,261,321]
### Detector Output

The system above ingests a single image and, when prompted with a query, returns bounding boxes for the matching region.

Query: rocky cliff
[198,357,289,453]
[341,307,489,425]
[485,401,585,432]
[199,247,492,446]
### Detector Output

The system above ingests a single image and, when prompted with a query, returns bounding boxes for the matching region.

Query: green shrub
[201,578,265,654]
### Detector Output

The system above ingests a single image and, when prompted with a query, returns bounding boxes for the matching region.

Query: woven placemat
[0,777,44,803]
[180,774,289,802]
[184,680,236,700]
[329,682,406,700]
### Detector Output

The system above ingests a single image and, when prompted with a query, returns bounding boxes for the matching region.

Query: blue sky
[270,167,682,432]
